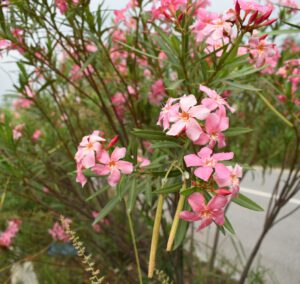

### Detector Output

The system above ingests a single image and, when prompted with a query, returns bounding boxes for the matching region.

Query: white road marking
[240,187,300,205]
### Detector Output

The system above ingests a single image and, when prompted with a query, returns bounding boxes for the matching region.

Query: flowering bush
[0,0,299,283]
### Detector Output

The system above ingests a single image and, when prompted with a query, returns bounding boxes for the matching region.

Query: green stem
[126,202,143,284]
[148,194,164,278]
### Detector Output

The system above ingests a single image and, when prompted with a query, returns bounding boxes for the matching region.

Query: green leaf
[222,80,261,91]
[224,127,253,137]
[93,195,120,224]
[117,41,159,60]
[180,187,196,197]
[151,141,181,149]
[257,92,293,128]
[233,193,264,211]
[132,129,177,141]
[127,178,137,213]
[166,79,184,90]
[282,21,300,29]
[154,183,182,194]
[265,29,300,36]
[86,185,109,202]
[223,217,235,234]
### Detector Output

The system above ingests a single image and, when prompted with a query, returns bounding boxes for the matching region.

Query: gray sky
[0,0,299,98]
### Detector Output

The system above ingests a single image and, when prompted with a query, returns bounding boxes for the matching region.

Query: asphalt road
[193,167,300,284]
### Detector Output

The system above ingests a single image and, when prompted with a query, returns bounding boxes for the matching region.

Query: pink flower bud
[107,135,119,149]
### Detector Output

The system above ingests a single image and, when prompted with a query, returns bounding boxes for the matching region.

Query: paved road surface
[193,167,300,284]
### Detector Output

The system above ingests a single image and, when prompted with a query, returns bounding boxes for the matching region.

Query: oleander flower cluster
[75,131,133,187]
[0,219,22,248]
[157,86,242,231]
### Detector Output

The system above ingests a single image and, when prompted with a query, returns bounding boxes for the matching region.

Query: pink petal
[180,95,197,112]
[111,147,126,161]
[92,164,110,176]
[198,147,213,158]
[179,211,201,222]
[205,113,220,133]
[184,154,202,167]
[107,168,121,187]
[214,163,231,179]
[196,217,213,231]
[213,211,225,225]
[99,150,110,164]
[194,133,210,146]
[82,150,95,168]
[189,105,210,120]
[201,98,218,111]
[186,119,202,141]
[117,160,133,174]
[166,120,186,136]
[208,195,227,210]
[213,152,234,161]
[188,192,205,212]
[194,166,213,181]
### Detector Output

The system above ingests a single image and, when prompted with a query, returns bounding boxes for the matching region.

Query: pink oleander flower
[157,98,180,130]
[75,131,105,169]
[137,155,151,168]
[111,92,127,120]
[70,64,94,80]
[151,0,187,20]
[166,95,210,141]
[236,0,273,14]
[184,147,234,181]
[32,129,42,141]
[92,211,110,233]
[277,0,298,11]
[13,124,25,140]
[180,192,227,231]
[194,108,229,148]
[55,0,79,14]
[13,98,33,109]
[149,79,166,105]
[76,161,87,187]
[0,219,22,248]
[92,147,133,187]
[200,85,235,113]
[86,43,97,52]
[49,219,71,242]
[214,164,243,196]
[248,35,276,68]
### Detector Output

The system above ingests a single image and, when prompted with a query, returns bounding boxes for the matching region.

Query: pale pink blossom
[0,219,22,248]
[86,44,98,52]
[75,131,105,169]
[92,147,133,186]
[149,79,166,105]
[157,98,180,130]
[248,36,277,68]
[180,192,227,231]
[13,98,33,109]
[137,155,151,168]
[70,64,95,80]
[49,219,71,242]
[13,124,25,140]
[194,108,229,148]
[184,147,234,181]
[200,85,235,113]
[32,129,42,141]
[167,95,210,141]
[235,0,273,14]
[214,164,243,195]
[55,0,79,14]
